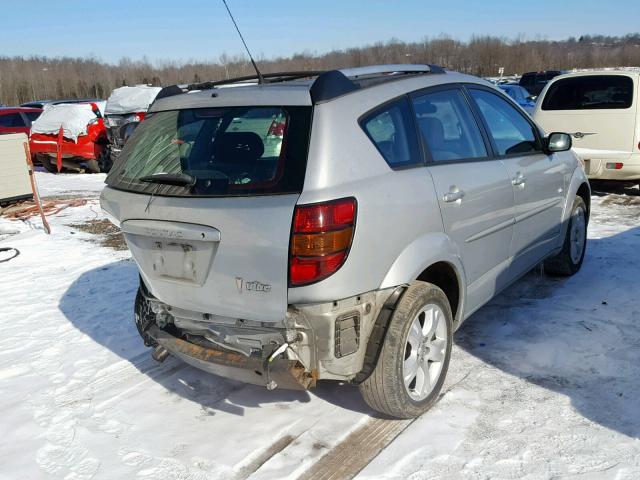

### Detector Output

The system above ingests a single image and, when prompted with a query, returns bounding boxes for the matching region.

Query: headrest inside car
[213,132,265,164]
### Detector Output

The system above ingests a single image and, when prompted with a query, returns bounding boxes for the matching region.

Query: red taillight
[605,162,623,170]
[289,198,357,287]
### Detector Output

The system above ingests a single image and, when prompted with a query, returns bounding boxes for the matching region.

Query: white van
[533,70,640,182]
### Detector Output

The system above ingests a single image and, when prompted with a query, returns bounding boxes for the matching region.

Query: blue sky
[2,0,636,64]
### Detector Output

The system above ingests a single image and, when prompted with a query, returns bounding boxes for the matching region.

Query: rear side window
[107,106,311,197]
[542,75,634,110]
[469,89,540,156]
[0,113,25,128]
[361,97,421,169]
[412,89,487,162]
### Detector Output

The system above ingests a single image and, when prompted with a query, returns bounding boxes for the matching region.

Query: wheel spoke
[423,307,439,339]
[417,362,431,396]
[429,338,446,363]
[408,320,423,349]
[404,353,419,387]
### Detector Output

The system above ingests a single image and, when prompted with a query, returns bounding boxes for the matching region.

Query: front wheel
[359,281,453,418]
[544,196,588,276]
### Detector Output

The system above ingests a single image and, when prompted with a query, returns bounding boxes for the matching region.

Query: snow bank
[105,86,162,115]
[31,103,103,142]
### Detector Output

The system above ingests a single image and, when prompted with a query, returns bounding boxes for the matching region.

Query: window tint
[0,113,26,128]
[412,89,487,162]
[542,75,634,110]
[362,98,421,168]
[107,106,312,197]
[470,89,540,156]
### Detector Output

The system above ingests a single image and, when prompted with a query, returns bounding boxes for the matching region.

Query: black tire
[40,156,59,174]
[544,196,588,276]
[98,148,113,173]
[134,287,158,348]
[85,159,100,174]
[359,281,453,419]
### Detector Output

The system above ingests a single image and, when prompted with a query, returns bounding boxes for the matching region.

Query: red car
[0,107,42,136]
[29,102,108,173]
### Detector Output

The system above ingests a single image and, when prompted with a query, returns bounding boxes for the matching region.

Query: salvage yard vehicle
[100,64,590,418]
[29,102,109,173]
[498,84,536,115]
[0,107,42,136]
[104,85,162,172]
[534,69,640,183]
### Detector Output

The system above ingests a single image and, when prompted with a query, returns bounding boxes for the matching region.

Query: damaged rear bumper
[147,325,316,390]
[137,286,398,390]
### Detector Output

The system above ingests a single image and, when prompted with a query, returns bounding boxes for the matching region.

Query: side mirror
[546,132,572,153]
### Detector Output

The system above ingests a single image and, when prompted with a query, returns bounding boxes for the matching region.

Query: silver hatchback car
[101,65,590,418]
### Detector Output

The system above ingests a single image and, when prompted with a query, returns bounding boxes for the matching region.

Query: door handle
[443,189,465,203]
[512,173,526,186]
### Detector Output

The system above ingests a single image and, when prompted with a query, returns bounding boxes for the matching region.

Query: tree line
[1,34,639,106]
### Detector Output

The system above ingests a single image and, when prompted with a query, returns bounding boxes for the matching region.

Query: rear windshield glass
[542,75,634,110]
[106,106,311,197]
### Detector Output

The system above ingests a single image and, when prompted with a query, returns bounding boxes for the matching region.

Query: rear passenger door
[467,87,566,277]
[410,87,515,314]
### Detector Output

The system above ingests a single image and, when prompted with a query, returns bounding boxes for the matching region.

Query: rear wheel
[544,196,588,276]
[359,281,453,418]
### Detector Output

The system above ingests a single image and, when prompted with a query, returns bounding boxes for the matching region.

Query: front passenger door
[412,87,515,316]
[467,87,566,277]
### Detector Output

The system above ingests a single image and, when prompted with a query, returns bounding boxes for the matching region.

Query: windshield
[106,106,312,197]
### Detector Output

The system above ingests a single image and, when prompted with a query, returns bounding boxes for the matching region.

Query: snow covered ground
[0,173,639,480]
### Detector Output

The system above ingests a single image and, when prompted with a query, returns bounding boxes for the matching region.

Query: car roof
[150,64,492,112]
[548,69,640,83]
[0,106,43,113]
[21,98,102,107]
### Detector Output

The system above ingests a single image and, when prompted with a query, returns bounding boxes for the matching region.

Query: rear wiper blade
[139,172,196,187]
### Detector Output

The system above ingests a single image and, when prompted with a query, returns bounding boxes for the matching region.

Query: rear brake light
[605,162,623,170]
[289,198,357,286]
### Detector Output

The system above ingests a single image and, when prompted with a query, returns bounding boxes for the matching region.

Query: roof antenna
[221,0,265,84]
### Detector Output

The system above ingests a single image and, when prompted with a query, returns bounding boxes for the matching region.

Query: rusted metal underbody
[147,325,316,390]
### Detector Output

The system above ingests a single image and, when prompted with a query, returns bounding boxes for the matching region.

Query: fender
[379,231,467,324]
[558,164,590,247]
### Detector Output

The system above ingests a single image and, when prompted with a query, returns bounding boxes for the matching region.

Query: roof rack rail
[338,64,445,78]
[154,64,446,103]
[155,71,325,100]
[310,64,445,103]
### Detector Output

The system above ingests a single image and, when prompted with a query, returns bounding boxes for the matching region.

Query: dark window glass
[106,106,312,197]
[361,97,421,168]
[520,74,535,87]
[412,89,487,162]
[0,113,26,127]
[470,89,540,156]
[25,111,42,122]
[542,75,634,110]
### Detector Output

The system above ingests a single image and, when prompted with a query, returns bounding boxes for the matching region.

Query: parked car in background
[534,70,640,183]
[519,70,565,97]
[101,64,590,419]
[103,85,162,172]
[29,102,108,173]
[0,107,42,135]
[498,84,536,115]
[21,98,104,110]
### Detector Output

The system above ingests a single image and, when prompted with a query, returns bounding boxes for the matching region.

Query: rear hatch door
[102,104,312,323]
